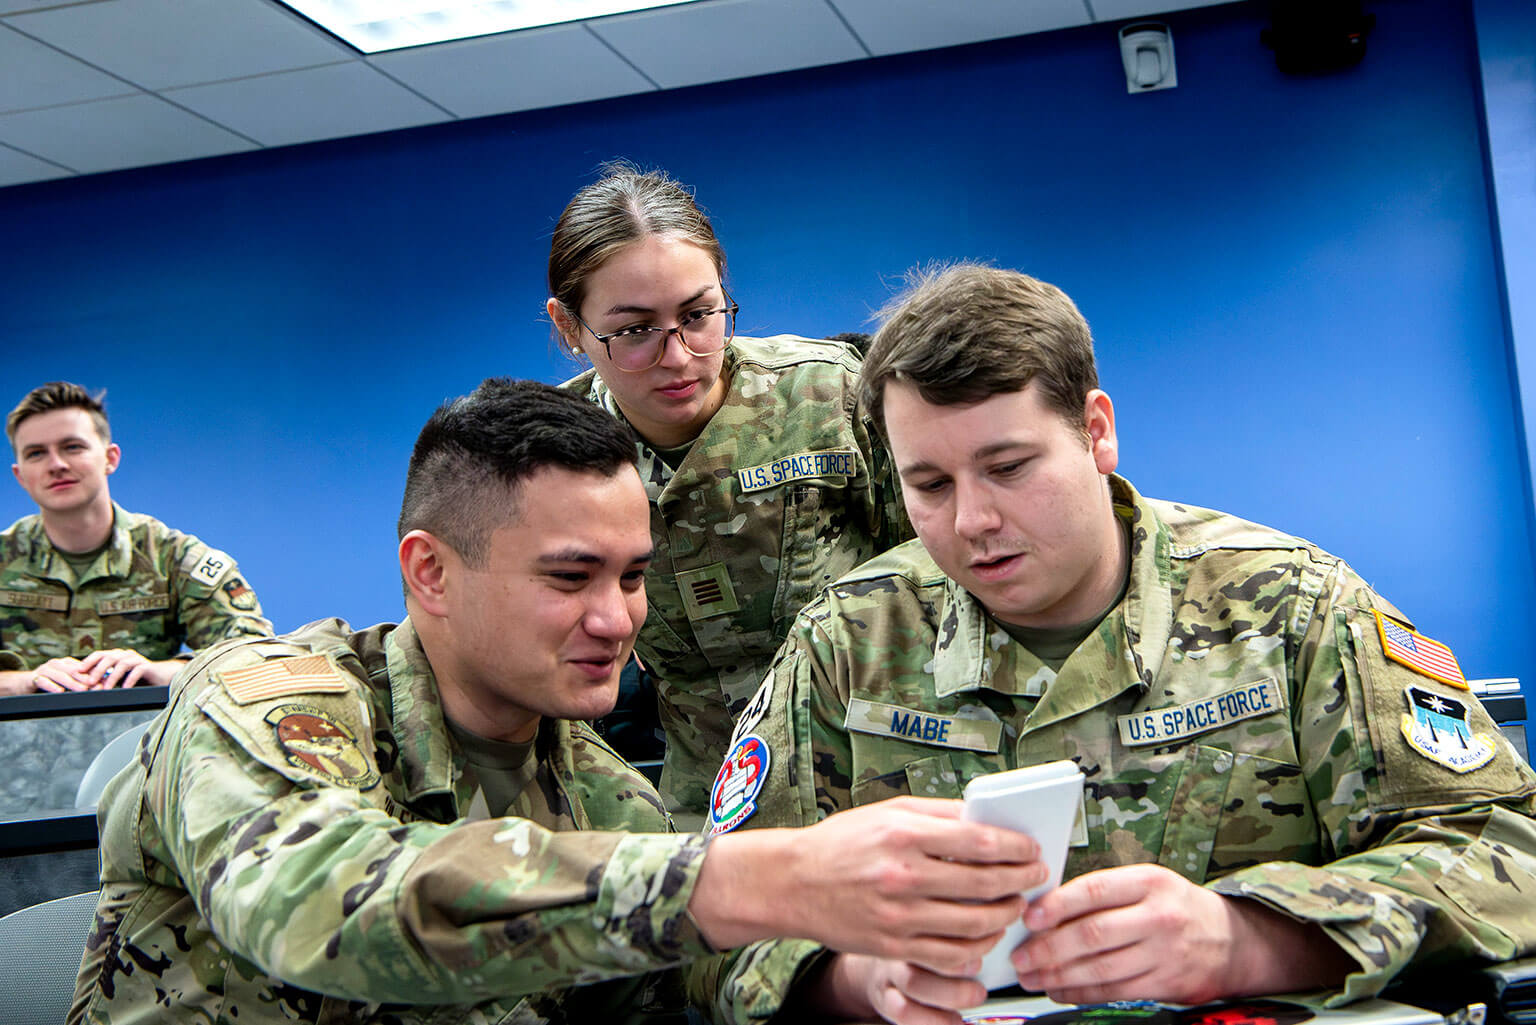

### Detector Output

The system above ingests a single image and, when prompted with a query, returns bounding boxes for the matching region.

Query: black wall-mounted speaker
[1261,1,1377,74]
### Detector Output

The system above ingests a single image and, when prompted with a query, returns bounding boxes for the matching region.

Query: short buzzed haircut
[7,381,111,451]
[859,264,1099,437]
[398,378,637,567]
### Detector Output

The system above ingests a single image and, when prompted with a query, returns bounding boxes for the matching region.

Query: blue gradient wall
[4,0,1532,694]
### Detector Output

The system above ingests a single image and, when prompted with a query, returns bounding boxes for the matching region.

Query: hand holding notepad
[962,760,1085,990]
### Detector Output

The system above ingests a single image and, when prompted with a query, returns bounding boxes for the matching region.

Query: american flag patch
[1374,611,1467,689]
[220,654,349,704]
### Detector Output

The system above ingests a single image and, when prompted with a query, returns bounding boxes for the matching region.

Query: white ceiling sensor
[277,0,708,53]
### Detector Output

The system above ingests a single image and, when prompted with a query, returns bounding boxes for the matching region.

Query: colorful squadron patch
[265,704,379,789]
[222,576,258,611]
[1375,611,1467,688]
[1400,686,1496,773]
[707,733,770,836]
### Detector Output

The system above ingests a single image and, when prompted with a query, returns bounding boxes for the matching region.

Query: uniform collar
[21,502,134,587]
[586,346,745,511]
[381,620,590,822]
[931,475,1175,720]
[382,617,461,804]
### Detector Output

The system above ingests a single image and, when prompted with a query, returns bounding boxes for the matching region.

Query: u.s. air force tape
[844,698,1002,752]
[1116,678,1285,746]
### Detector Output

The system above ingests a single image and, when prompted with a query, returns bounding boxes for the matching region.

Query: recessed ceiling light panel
[279,0,707,54]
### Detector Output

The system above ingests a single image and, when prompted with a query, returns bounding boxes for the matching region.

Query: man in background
[0,381,270,694]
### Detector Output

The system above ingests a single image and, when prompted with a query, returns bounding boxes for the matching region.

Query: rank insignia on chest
[1400,685,1496,773]
[708,733,770,835]
[265,703,380,789]
[676,562,739,620]
[735,449,857,493]
[1375,610,1466,688]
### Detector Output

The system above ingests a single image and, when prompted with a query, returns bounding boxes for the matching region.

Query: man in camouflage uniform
[71,378,1045,1025]
[702,267,1536,1025]
[568,334,910,816]
[1,381,270,695]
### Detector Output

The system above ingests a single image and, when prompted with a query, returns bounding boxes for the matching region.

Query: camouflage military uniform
[71,617,717,1025]
[0,503,270,671]
[702,475,1536,1022]
[566,335,910,813]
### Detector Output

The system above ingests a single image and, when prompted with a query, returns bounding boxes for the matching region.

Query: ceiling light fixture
[278,0,706,54]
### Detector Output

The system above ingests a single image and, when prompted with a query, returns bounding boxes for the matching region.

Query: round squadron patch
[265,704,379,789]
[707,733,770,835]
[1400,685,1496,773]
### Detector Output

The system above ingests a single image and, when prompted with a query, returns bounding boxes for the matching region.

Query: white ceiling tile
[6,0,349,90]
[590,0,867,90]
[371,23,655,119]
[0,142,72,185]
[0,24,135,113]
[831,0,1090,56]
[0,93,256,174]
[165,62,447,147]
[1091,0,1237,20]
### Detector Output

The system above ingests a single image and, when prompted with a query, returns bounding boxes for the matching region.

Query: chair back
[0,890,97,1025]
[74,720,151,809]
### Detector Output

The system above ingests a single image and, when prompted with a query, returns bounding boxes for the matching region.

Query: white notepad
[962,760,1086,990]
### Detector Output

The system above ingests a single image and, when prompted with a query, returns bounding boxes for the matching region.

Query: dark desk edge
[0,685,169,722]
[0,807,98,854]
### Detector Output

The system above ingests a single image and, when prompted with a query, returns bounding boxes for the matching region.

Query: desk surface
[947,995,1446,1025]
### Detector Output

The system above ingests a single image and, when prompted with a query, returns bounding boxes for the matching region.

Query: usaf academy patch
[708,733,770,835]
[1400,686,1496,773]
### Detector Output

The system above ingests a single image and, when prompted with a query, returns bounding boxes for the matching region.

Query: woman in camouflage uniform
[548,165,911,819]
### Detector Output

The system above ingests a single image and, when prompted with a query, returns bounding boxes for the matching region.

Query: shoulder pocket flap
[197,672,379,790]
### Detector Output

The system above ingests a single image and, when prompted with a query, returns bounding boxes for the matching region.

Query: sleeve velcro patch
[218,653,351,704]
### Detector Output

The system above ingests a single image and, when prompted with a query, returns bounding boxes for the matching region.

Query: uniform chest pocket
[310,995,527,1024]
[97,604,176,655]
[0,591,72,660]
[773,478,864,634]
[849,751,1004,807]
[1083,744,1231,884]
[1084,744,1314,885]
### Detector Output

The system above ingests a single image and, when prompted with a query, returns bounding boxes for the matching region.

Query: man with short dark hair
[705,266,1536,1024]
[1,381,269,695]
[71,378,1044,1025]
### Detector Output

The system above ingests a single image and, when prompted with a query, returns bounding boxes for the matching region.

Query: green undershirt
[653,439,694,470]
[57,539,110,579]
[444,717,536,817]
[997,524,1132,672]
